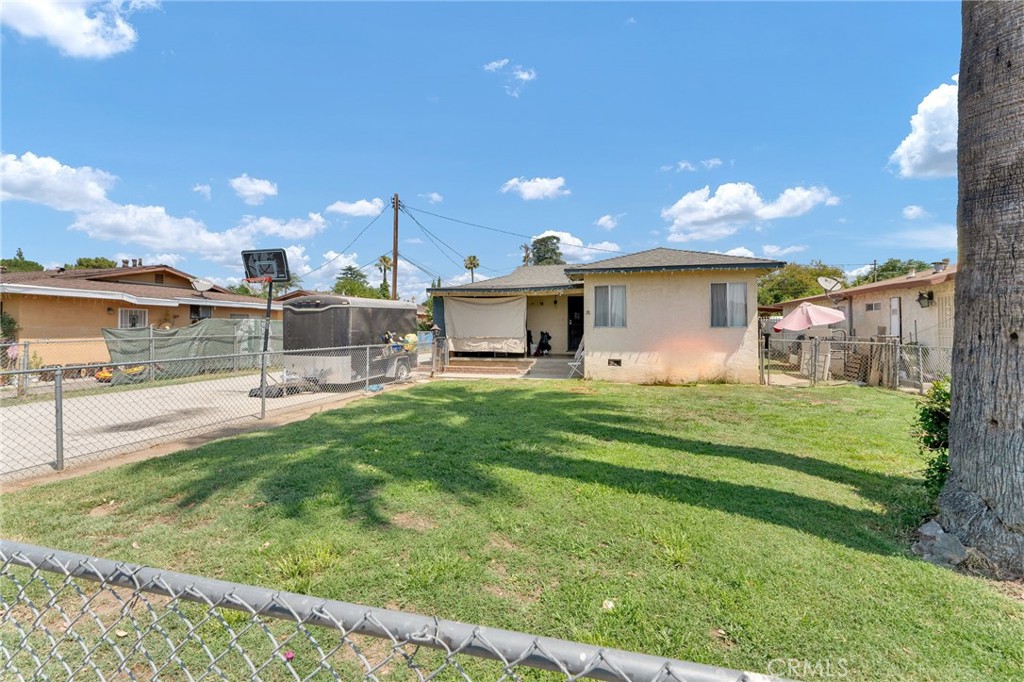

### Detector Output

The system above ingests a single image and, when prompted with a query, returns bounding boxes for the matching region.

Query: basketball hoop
[243,277,272,284]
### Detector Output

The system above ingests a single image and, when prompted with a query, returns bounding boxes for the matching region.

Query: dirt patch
[711,628,738,649]
[992,578,1024,603]
[391,512,436,531]
[89,500,119,517]
[568,386,596,394]
[485,534,516,552]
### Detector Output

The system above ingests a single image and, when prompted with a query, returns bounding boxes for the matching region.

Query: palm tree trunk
[938,1,1024,576]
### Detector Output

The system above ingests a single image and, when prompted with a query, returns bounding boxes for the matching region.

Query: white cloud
[676,161,697,172]
[144,252,185,267]
[724,247,755,258]
[889,75,958,178]
[661,159,721,173]
[483,58,509,72]
[902,204,928,220]
[594,213,624,231]
[661,182,838,242]
[513,67,536,82]
[325,197,385,217]
[845,264,873,280]
[484,58,537,97]
[192,183,211,200]
[501,176,570,200]
[0,0,156,59]
[762,244,807,257]
[236,212,327,240]
[1,151,116,211]
[404,237,425,245]
[701,158,723,169]
[531,230,620,263]
[229,173,278,205]
[419,192,444,204]
[625,17,637,25]
[2,151,330,267]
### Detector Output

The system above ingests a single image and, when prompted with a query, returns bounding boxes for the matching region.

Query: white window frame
[593,285,627,328]
[119,308,148,329]
[190,304,213,321]
[710,282,748,328]
[865,302,881,312]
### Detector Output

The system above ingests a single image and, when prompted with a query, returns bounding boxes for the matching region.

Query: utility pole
[392,192,399,300]
[871,259,878,283]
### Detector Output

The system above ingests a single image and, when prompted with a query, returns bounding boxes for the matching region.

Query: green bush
[916,378,950,500]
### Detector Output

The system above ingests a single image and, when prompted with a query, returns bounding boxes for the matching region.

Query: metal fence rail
[0,541,770,682]
[0,343,422,483]
[763,336,951,392]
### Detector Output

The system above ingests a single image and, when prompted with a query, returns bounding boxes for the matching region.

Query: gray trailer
[282,295,418,389]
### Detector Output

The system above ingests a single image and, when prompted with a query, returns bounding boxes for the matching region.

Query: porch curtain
[444,296,526,353]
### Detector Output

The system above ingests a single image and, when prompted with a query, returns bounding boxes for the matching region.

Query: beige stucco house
[1,263,282,365]
[778,261,956,346]
[431,248,784,383]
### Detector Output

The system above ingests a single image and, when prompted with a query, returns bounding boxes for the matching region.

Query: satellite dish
[191,278,214,294]
[817,276,843,294]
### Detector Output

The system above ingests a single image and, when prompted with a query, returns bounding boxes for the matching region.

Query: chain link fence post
[917,343,925,395]
[148,325,156,382]
[259,348,268,420]
[365,346,371,390]
[811,337,819,387]
[17,340,29,398]
[54,367,64,471]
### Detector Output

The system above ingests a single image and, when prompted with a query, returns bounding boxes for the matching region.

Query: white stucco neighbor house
[430,248,785,383]
[778,260,956,346]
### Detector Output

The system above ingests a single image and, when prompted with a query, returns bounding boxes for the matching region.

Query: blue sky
[2,1,961,300]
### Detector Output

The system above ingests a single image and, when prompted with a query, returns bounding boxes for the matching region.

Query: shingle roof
[1,266,274,308]
[563,248,784,277]
[432,265,580,294]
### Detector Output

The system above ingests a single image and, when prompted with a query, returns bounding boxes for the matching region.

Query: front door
[567,296,584,352]
[889,296,902,340]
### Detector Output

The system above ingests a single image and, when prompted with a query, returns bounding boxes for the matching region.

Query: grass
[2,381,1022,680]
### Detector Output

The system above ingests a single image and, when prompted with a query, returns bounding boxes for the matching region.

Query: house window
[119,308,148,329]
[865,302,881,312]
[190,305,213,321]
[594,285,626,327]
[710,282,748,327]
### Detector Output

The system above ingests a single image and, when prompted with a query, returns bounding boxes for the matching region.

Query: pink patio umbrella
[773,302,846,332]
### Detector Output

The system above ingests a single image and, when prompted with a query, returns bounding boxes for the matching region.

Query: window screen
[119,308,148,329]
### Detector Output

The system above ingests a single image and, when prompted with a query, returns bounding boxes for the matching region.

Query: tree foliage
[65,257,118,269]
[852,258,932,286]
[1,248,44,272]
[529,236,565,265]
[332,265,385,299]
[917,378,951,501]
[757,260,846,306]
[464,255,480,282]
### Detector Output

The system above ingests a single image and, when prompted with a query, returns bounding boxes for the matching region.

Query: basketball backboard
[241,249,291,283]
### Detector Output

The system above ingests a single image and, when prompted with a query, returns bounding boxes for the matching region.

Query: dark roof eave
[431,284,582,295]
[564,262,785,279]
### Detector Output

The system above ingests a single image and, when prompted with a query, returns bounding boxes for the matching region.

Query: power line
[403,204,625,256]
[302,204,390,278]
[399,205,466,270]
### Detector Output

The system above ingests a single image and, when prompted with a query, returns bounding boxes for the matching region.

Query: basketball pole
[392,192,399,300]
[259,279,273,411]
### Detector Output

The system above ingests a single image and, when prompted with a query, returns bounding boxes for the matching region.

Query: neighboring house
[778,260,956,346]
[430,248,784,383]
[0,263,282,365]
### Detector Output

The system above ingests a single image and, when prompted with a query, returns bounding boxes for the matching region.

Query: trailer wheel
[394,359,412,382]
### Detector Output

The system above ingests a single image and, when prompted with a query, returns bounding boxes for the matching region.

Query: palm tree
[938,1,1024,575]
[376,254,392,284]
[464,255,480,283]
[520,243,532,265]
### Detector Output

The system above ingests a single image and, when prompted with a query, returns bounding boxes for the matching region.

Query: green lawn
[3,381,1022,680]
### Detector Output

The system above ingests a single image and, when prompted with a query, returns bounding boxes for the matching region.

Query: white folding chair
[567,339,585,378]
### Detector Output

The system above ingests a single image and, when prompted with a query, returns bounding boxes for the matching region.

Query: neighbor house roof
[1,265,281,311]
[780,264,958,306]
[563,248,784,278]
[431,265,581,295]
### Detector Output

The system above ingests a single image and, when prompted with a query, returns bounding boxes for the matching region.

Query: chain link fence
[0,541,773,682]
[762,336,951,392]
[0,343,422,484]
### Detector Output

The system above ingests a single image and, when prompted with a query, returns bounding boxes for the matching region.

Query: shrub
[916,378,950,500]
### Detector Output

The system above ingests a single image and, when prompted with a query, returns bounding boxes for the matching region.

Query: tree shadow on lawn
[155,384,923,556]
